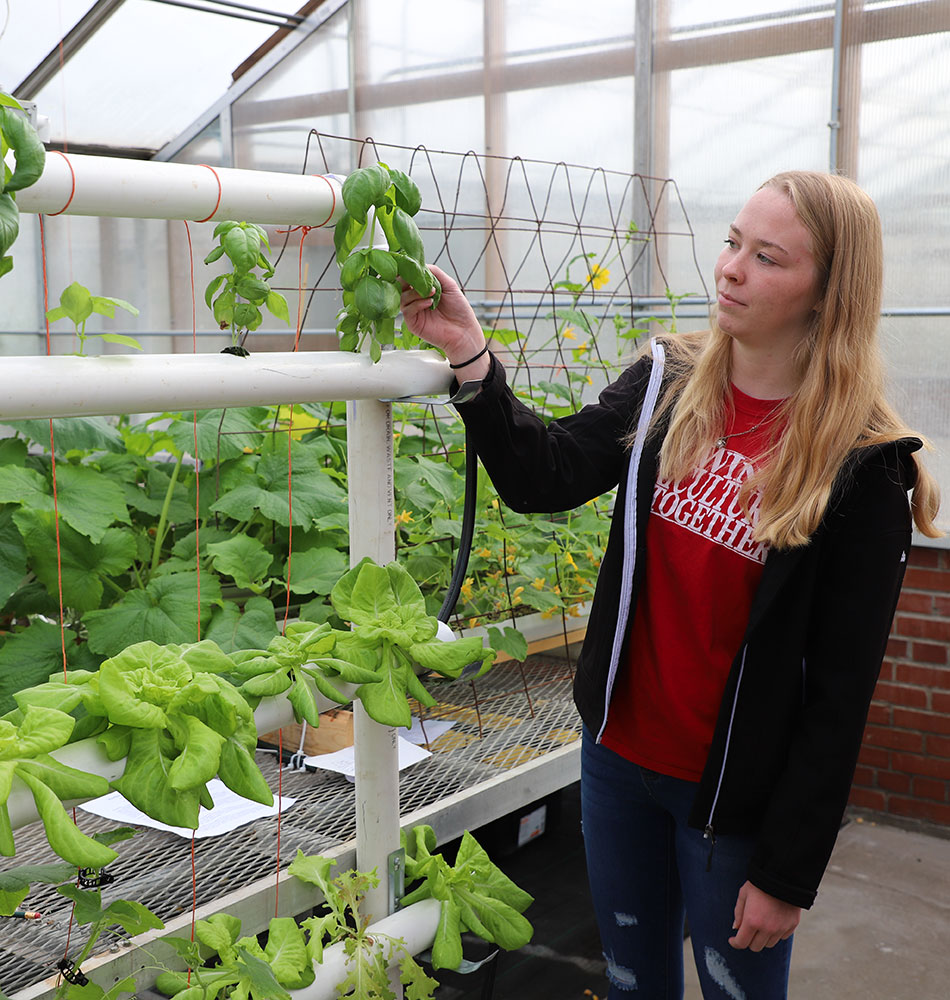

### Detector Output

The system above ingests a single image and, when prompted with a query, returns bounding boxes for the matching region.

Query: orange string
[38,216,68,681]
[293,226,312,351]
[193,164,223,224]
[276,728,283,915]
[47,151,76,217]
[181,222,202,970]
[283,403,294,634]
[183,221,202,638]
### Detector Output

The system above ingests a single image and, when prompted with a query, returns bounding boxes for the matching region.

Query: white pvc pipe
[289,899,442,1000]
[0,350,452,421]
[347,397,401,926]
[16,153,343,227]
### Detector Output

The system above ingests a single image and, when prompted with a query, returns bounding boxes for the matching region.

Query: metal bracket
[387,847,406,913]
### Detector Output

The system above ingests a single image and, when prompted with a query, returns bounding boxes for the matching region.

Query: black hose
[437,428,479,623]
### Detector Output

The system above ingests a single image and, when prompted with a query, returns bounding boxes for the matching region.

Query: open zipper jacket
[454,344,919,909]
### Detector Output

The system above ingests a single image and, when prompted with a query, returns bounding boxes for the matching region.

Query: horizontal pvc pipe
[0,350,453,421]
[16,153,344,227]
[289,899,442,1000]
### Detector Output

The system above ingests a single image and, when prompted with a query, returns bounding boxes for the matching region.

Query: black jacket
[455,347,919,909]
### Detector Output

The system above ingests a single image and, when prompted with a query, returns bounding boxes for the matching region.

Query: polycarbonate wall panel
[859,32,950,310]
[173,117,225,167]
[505,78,635,171]
[664,48,831,306]
[359,0,483,85]
[505,0,635,63]
[668,0,832,30]
[232,8,350,172]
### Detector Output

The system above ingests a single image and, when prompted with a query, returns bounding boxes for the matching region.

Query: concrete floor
[683,817,950,1000]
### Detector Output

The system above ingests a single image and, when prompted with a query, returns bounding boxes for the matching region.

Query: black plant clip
[77,866,116,889]
[57,958,89,986]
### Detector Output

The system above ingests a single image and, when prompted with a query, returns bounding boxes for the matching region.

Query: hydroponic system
[2,127,590,1000]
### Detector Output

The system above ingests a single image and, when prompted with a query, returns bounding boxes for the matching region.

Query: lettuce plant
[325,559,494,728]
[14,639,272,833]
[401,824,534,971]
[0,706,115,867]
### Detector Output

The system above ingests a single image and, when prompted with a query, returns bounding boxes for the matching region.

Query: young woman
[400,170,941,999]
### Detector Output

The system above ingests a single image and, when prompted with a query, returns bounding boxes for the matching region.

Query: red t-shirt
[601,385,784,780]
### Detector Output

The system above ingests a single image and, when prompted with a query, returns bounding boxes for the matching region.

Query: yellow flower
[587,264,610,290]
[562,327,576,341]
[477,547,492,559]
[532,577,546,590]
[564,552,578,570]
[584,375,593,385]
[468,617,481,628]
[395,510,414,525]
[460,577,474,601]
[512,585,525,605]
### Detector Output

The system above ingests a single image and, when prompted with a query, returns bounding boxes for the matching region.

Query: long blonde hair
[648,171,940,549]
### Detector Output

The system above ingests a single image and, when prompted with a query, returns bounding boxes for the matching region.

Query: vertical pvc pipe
[346,396,399,925]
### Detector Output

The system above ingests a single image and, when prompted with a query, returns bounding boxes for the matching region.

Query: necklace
[715,400,785,449]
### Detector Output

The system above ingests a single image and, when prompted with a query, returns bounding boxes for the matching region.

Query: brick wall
[850,546,950,828]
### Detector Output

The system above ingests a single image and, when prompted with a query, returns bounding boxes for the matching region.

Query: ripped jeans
[581,729,793,999]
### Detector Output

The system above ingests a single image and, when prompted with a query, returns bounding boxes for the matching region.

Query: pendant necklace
[715,399,785,450]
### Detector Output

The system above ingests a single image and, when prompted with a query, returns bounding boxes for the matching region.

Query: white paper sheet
[303,735,431,779]
[404,717,456,746]
[79,778,294,839]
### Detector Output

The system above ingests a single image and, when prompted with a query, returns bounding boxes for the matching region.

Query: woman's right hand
[400,265,491,381]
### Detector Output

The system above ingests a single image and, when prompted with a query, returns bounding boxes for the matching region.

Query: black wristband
[448,344,489,370]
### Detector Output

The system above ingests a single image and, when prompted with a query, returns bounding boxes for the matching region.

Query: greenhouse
[1,2,949,999]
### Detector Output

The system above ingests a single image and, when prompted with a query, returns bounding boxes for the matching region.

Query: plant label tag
[517,804,547,847]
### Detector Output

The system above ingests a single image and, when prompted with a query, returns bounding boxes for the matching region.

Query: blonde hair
[646,171,940,548]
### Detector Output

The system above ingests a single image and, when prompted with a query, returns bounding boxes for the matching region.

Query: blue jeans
[581,729,793,999]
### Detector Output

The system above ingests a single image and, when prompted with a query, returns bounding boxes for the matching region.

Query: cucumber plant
[334,162,441,362]
[45,281,141,356]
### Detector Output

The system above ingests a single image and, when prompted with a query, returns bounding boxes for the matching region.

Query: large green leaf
[209,440,347,528]
[0,620,99,716]
[0,192,18,259]
[15,769,117,867]
[55,464,131,542]
[284,546,347,596]
[206,535,273,590]
[14,510,136,614]
[204,597,278,653]
[164,408,267,463]
[111,727,202,829]
[83,572,221,656]
[0,106,45,193]
[263,917,313,989]
[0,861,75,916]
[0,706,74,758]
[6,417,124,455]
[0,465,51,511]
[217,737,273,805]
[0,506,28,608]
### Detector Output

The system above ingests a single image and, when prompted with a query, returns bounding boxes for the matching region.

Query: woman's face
[713,186,823,352]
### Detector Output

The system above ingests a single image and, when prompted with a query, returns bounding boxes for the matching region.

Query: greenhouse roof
[1,0,326,156]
